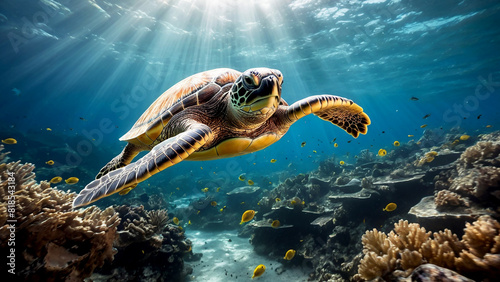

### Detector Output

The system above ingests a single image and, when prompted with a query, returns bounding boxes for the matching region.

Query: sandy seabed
[187,230,310,281]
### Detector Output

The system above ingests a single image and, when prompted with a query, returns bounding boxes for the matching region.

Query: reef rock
[410,264,474,282]
[226,185,261,210]
[409,196,493,234]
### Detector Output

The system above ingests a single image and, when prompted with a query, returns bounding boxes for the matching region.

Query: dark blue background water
[1,0,499,195]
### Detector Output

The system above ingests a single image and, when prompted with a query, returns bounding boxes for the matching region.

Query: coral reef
[0,146,193,281]
[355,216,500,281]
[93,205,192,281]
[0,157,119,281]
[452,136,500,201]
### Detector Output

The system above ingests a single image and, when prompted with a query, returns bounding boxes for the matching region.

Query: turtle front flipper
[285,95,370,138]
[72,124,213,208]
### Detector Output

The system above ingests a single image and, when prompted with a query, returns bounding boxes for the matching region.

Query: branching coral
[388,220,431,252]
[356,216,500,281]
[357,229,397,278]
[0,159,119,281]
[455,216,500,275]
[0,144,9,163]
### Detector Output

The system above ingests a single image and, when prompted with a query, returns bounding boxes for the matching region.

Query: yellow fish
[46,128,52,131]
[420,124,427,128]
[211,201,217,207]
[383,203,397,212]
[334,143,338,147]
[220,208,224,212]
[248,179,254,186]
[275,198,281,202]
[173,217,179,225]
[241,202,245,205]
[378,149,387,156]
[201,187,209,193]
[393,141,400,147]
[312,150,317,153]
[188,220,192,225]
[240,210,256,224]
[49,176,62,184]
[216,187,221,192]
[459,134,470,141]
[271,220,280,228]
[270,159,277,163]
[284,249,296,260]
[176,187,180,190]
[408,135,414,137]
[197,210,201,214]
[119,187,134,195]
[46,160,54,165]
[301,142,306,147]
[252,264,266,279]
[65,177,79,184]
[290,200,297,205]
[238,174,246,181]
[339,161,345,165]
[427,151,438,157]
[486,125,492,128]
[1,138,17,144]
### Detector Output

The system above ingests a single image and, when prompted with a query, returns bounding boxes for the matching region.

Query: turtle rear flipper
[286,95,370,138]
[96,143,143,179]
[73,124,213,208]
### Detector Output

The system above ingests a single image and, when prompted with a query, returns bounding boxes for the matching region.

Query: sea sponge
[0,159,119,281]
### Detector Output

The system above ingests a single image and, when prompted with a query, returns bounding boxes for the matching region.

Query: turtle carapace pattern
[73,68,371,208]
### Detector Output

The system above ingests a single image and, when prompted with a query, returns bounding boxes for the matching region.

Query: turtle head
[229,68,283,126]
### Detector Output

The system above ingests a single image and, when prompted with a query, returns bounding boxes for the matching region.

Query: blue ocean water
[1,0,499,197]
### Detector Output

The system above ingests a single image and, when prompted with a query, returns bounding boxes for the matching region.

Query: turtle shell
[120,68,241,145]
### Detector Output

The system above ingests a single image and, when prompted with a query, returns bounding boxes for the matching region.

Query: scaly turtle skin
[73,68,370,208]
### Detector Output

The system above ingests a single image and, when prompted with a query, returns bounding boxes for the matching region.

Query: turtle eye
[274,71,283,85]
[244,76,253,85]
[243,74,258,88]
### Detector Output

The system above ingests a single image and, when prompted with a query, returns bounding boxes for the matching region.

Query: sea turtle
[73,68,370,208]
